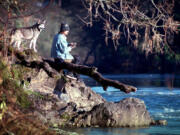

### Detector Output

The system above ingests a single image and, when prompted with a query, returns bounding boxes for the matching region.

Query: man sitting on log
[51,23,80,80]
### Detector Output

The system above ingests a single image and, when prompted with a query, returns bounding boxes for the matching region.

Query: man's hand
[69,42,77,48]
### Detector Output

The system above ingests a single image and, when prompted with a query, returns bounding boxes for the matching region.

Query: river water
[70,74,180,135]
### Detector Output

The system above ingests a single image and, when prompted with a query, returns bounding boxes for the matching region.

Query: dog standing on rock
[10,20,46,52]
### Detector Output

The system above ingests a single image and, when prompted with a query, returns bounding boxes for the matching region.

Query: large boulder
[26,68,156,127]
[71,97,152,127]
[54,78,105,111]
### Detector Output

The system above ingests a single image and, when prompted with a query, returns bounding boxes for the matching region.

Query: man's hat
[60,23,70,32]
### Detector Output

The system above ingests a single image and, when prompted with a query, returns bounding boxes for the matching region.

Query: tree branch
[46,59,137,93]
[83,0,180,54]
[13,49,137,93]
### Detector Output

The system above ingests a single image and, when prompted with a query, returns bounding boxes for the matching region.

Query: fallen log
[13,49,137,93]
[44,59,137,93]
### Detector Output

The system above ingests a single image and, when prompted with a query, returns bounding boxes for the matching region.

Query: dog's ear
[37,19,41,24]
[42,20,46,24]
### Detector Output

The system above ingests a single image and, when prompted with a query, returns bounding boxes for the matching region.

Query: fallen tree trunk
[14,49,137,93]
[44,59,137,93]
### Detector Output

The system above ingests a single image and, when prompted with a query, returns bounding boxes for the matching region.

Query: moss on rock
[0,58,55,134]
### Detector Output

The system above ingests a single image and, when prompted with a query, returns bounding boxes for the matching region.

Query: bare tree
[82,0,180,55]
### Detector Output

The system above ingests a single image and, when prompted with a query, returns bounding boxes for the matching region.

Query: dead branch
[82,0,180,54]
[45,59,137,93]
[13,49,137,93]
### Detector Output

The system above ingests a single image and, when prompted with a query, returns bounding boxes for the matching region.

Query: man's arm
[57,37,72,53]
[68,42,77,47]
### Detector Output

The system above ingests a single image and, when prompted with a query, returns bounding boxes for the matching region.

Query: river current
[70,74,180,135]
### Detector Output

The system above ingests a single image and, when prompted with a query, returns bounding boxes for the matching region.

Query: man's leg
[72,55,81,65]
[54,58,64,73]
[55,57,81,80]
[62,59,77,80]
[72,55,81,80]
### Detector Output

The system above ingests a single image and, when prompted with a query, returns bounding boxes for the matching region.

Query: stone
[151,119,167,126]
[72,97,152,127]
[26,67,163,128]
[54,78,105,111]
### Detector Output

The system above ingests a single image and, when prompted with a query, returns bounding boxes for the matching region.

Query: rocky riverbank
[26,67,164,128]
[0,48,166,135]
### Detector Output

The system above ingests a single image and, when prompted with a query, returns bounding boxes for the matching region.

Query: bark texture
[13,49,137,93]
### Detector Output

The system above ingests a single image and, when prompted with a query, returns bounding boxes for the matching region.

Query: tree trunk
[14,49,137,93]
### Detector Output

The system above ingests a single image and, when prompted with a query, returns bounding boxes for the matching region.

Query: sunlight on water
[71,74,180,135]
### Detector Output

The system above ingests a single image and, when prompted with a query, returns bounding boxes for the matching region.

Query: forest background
[0,0,180,74]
